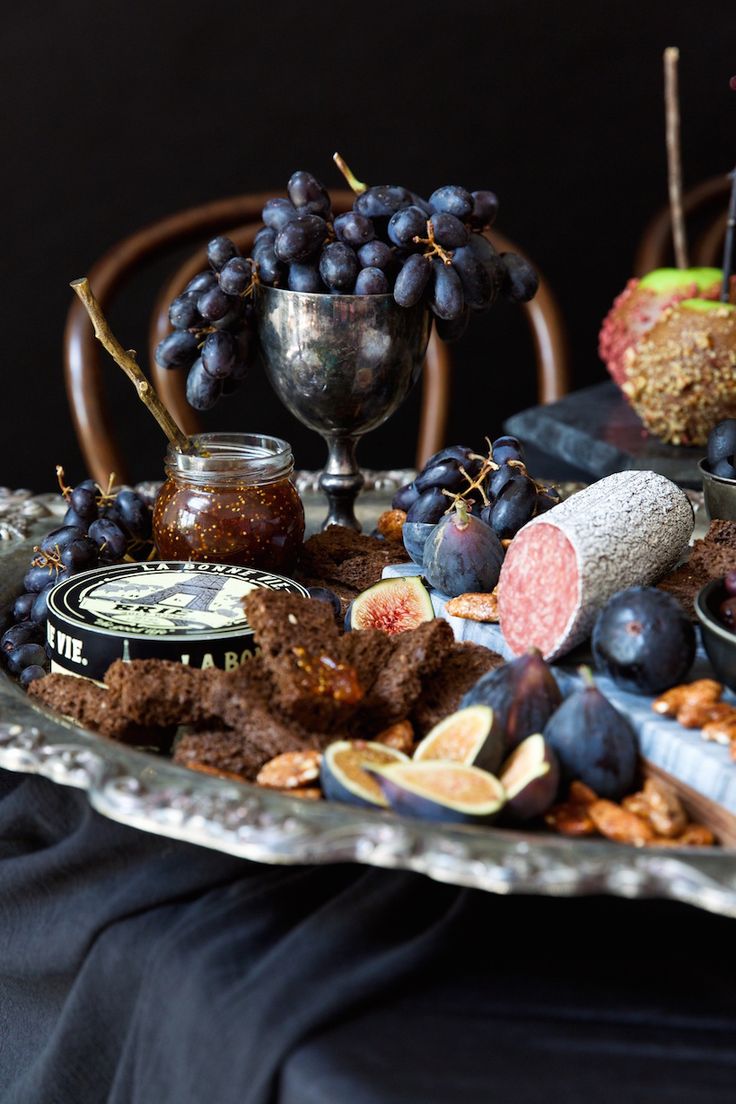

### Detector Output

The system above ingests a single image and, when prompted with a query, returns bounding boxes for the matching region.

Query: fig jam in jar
[153,433,304,571]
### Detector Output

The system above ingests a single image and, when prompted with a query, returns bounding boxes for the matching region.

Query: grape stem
[333,152,368,195]
[413,221,453,266]
[70,278,192,454]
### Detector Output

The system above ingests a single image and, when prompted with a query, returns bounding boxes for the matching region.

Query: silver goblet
[255,285,431,530]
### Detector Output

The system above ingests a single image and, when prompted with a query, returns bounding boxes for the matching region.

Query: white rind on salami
[498,470,694,661]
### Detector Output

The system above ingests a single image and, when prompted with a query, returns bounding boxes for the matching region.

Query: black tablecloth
[1,768,735,1104]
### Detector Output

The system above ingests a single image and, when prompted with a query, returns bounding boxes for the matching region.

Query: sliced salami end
[498,524,578,659]
[497,471,694,661]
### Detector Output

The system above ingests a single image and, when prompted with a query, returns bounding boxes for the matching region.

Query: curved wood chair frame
[634,174,731,275]
[65,192,569,485]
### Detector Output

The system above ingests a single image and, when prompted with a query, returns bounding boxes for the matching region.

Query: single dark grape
[451,245,493,310]
[40,526,88,556]
[406,488,450,525]
[69,485,98,521]
[169,292,202,331]
[499,252,539,303]
[207,236,238,272]
[428,185,473,220]
[114,490,152,540]
[392,482,420,511]
[10,595,35,625]
[334,211,375,247]
[31,584,55,625]
[155,331,199,370]
[423,445,475,468]
[724,570,736,597]
[492,436,524,464]
[62,506,90,531]
[274,215,329,264]
[7,642,48,676]
[354,184,414,219]
[467,233,503,291]
[252,235,284,286]
[354,267,389,295]
[469,190,499,229]
[415,459,468,494]
[409,191,432,215]
[720,597,736,629]
[393,253,431,307]
[307,586,342,619]
[262,197,299,231]
[60,537,99,573]
[187,358,222,410]
[197,286,236,323]
[435,308,470,343]
[535,484,562,514]
[429,258,464,320]
[430,212,469,249]
[489,472,537,538]
[489,460,521,499]
[287,171,332,217]
[319,242,359,292]
[88,517,127,562]
[20,665,46,688]
[3,621,43,654]
[707,420,736,468]
[357,241,394,271]
[185,271,218,296]
[201,331,237,380]
[711,458,736,479]
[218,256,253,296]
[388,206,427,248]
[288,263,323,293]
[24,564,59,593]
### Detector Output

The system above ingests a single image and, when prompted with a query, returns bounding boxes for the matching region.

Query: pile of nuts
[545,777,715,847]
[653,679,736,757]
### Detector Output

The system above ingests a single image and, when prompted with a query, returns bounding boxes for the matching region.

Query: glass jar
[153,433,305,572]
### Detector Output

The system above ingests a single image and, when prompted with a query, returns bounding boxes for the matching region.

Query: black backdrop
[3,0,735,492]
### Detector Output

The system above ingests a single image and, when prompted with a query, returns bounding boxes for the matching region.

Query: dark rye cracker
[28,674,150,743]
[411,641,504,736]
[658,519,736,618]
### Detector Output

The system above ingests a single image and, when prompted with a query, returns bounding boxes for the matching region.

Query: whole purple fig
[422,501,504,598]
[461,649,562,753]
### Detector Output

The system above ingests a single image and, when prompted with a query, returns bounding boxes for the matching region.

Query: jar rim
[166,432,294,485]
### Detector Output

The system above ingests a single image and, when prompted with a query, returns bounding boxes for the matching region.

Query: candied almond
[545,802,596,837]
[445,590,499,623]
[641,777,687,838]
[375,719,414,752]
[652,679,723,717]
[256,749,322,789]
[272,787,323,801]
[184,761,249,784]
[701,718,736,747]
[568,780,598,806]
[588,800,655,846]
[377,508,406,543]
[675,701,736,729]
[649,824,716,848]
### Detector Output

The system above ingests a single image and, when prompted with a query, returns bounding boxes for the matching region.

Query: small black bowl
[698,458,736,522]
[694,578,736,691]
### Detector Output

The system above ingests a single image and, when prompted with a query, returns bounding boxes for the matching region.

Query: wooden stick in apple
[664,46,689,270]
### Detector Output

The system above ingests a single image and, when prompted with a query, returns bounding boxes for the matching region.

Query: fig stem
[70,277,192,454]
[454,499,471,528]
[578,665,596,688]
[333,152,368,195]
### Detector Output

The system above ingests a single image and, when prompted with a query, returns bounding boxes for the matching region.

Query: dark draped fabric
[1,769,735,1103]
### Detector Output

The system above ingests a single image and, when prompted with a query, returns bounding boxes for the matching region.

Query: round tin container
[46,560,308,679]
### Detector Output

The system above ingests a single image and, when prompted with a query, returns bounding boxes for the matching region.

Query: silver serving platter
[2,489,736,917]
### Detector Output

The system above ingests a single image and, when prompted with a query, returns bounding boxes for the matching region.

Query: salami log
[498,470,694,660]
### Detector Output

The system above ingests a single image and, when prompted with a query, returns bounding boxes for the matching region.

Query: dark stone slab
[505,380,706,487]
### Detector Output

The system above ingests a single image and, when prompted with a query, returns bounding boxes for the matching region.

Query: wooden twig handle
[664,47,689,270]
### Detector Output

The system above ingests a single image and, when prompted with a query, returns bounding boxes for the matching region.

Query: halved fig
[370,760,506,824]
[499,733,560,822]
[320,740,409,808]
[345,575,434,634]
[413,704,505,774]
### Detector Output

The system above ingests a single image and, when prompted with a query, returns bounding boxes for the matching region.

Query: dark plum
[422,501,505,597]
[591,587,695,694]
[391,482,420,512]
[461,649,563,754]
[543,670,638,799]
[405,488,449,526]
[489,472,537,538]
[707,419,736,469]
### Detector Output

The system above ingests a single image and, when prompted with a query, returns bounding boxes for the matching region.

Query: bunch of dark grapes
[157,163,539,413]
[394,435,560,539]
[0,470,153,689]
[154,235,256,412]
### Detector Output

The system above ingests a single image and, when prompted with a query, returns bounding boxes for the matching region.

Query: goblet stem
[319,435,364,531]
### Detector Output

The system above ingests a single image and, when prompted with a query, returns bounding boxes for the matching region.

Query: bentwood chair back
[64,192,569,486]
[634,174,732,275]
